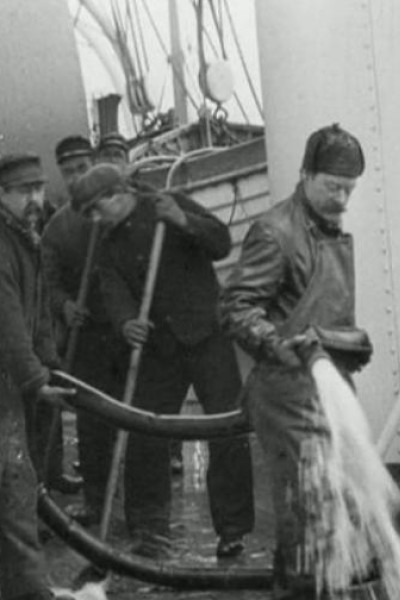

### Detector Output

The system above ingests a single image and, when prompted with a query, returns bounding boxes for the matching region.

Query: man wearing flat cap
[72,164,255,560]
[0,153,74,600]
[55,135,94,194]
[96,132,129,168]
[42,135,123,525]
[42,135,95,357]
[220,124,372,593]
[38,136,97,503]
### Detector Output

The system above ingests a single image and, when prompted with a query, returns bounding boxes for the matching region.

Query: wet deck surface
[43,402,276,599]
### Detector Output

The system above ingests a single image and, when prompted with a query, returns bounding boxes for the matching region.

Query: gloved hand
[266,336,304,368]
[122,318,152,348]
[264,329,327,368]
[293,327,328,367]
[154,193,188,228]
[37,384,76,409]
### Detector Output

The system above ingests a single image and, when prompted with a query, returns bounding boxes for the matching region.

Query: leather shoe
[170,456,184,476]
[49,473,83,495]
[38,525,56,544]
[130,529,171,559]
[216,535,245,559]
[64,502,101,526]
[15,591,55,600]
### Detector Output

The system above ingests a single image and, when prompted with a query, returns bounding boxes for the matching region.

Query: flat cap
[55,135,93,164]
[97,132,129,153]
[302,123,365,178]
[0,153,46,187]
[71,163,125,213]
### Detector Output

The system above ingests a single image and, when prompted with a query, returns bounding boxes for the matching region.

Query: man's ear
[301,170,317,183]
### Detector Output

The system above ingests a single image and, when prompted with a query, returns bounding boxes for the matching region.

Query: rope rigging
[139,0,200,113]
[190,0,251,124]
[222,0,264,120]
[110,0,153,115]
[208,0,227,59]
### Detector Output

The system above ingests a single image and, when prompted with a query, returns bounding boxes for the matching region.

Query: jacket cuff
[20,367,50,395]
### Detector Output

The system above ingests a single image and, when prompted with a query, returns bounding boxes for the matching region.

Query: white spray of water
[308,357,400,598]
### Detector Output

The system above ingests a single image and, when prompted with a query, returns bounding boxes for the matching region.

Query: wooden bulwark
[135,136,270,283]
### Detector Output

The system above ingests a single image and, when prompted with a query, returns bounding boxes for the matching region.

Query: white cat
[52,579,108,600]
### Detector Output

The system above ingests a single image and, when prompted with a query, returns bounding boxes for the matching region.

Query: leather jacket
[220,182,359,361]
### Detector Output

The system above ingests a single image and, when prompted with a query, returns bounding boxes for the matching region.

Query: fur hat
[302,123,365,178]
[71,163,125,213]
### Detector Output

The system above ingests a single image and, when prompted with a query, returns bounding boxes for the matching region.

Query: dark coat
[41,203,106,323]
[0,214,58,396]
[220,182,353,358]
[99,192,231,348]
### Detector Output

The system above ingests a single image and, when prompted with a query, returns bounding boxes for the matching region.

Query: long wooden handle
[43,220,101,486]
[100,222,166,541]
[64,219,101,372]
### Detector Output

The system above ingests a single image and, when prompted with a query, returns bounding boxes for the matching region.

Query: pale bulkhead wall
[0,0,89,201]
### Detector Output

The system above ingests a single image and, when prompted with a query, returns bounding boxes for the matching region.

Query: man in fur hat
[220,124,372,594]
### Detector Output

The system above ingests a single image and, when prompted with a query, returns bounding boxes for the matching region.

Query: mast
[168,0,189,125]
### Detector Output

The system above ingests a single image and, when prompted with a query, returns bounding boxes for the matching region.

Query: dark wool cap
[0,153,46,187]
[97,132,129,153]
[302,123,365,178]
[71,163,125,213]
[55,135,93,164]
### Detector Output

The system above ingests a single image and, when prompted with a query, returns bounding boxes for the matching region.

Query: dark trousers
[72,324,123,511]
[0,381,48,599]
[247,363,330,570]
[25,400,64,485]
[124,332,255,539]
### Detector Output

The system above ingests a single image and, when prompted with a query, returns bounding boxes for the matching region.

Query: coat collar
[295,182,343,238]
[0,203,41,249]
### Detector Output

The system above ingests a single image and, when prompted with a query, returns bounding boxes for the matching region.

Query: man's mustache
[327,204,346,215]
[23,203,44,230]
[24,202,43,219]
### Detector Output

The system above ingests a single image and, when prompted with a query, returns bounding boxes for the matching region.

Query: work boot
[72,564,108,589]
[170,456,184,476]
[216,535,245,559]
[49,473,83,495]
[64,502,101,526]
[170,440,184,476]
[272,547,292,600]
[130,529,171,559]
[72,460,81,474]
[14,589,60,600]
[38,523,56,544]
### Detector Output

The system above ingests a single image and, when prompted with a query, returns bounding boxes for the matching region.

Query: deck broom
[44,218,101,485]
[299,356,400,599]
[72,218,167,589]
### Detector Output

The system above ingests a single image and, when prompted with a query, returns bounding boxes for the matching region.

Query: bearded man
[0,153,73,600]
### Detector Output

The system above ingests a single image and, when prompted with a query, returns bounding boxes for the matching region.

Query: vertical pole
[100,221,166,541]
[168,0,189,125]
